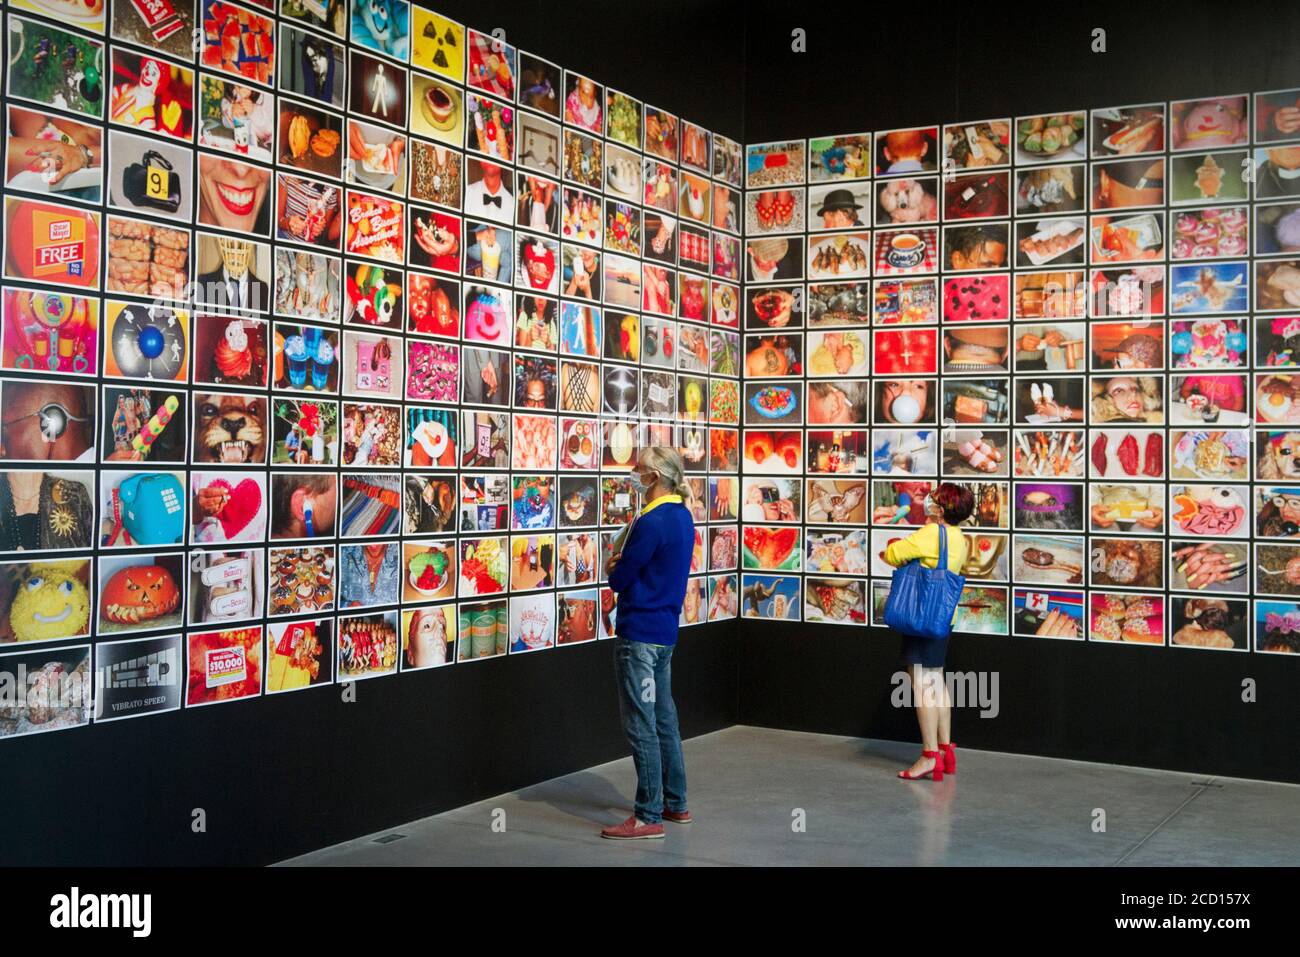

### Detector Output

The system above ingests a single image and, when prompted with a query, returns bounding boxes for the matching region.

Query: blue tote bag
[882,525,966,640]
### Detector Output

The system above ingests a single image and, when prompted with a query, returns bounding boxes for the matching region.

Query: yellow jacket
[884,522,968,573]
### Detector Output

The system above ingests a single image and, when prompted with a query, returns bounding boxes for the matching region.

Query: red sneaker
[662,810,693,825]
[600,815,665,840]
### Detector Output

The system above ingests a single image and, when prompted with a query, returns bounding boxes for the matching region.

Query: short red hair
[932,482,974,525]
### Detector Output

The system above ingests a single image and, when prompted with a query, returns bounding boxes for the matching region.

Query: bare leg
[937,671,952,746]
[904,664,940,776]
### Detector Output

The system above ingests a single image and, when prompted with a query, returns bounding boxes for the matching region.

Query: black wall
[738,0,1300,784]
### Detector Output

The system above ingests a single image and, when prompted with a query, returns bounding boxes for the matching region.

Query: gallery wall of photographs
[0,0,744,739]
[743,96,1300,655]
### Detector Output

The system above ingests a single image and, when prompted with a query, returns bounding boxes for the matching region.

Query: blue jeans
[614,637,686,824]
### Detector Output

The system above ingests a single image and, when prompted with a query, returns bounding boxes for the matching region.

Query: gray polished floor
[278,726,1299,866]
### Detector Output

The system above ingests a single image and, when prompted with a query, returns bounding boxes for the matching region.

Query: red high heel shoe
[939,742,956,775]
[897,750,943,781]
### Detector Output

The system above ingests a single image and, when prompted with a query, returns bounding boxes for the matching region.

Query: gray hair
[639,445,692,498]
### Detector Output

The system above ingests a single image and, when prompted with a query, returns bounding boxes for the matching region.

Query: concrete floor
[278,726,1300,866]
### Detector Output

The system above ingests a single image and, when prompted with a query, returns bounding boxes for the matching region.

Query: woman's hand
[1035,609,1078,637]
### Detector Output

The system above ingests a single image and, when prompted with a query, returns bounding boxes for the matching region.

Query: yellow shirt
[884,522,968,573]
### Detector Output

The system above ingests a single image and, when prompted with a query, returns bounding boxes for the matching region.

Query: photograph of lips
[197,155,271,237]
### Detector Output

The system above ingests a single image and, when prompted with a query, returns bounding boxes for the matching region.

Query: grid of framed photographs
[0,0,742,738]
[742,95,1300,654]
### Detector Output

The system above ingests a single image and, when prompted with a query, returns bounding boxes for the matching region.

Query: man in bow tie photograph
[465,159,514,225]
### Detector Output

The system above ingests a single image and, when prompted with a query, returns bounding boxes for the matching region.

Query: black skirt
[901,633,949,669]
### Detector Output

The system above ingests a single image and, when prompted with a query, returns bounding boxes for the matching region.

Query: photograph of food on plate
[1169,484,1248,539]
[943,171,1009,220]
[1015,218,1086,267]
[402,541,454,601]
[1169,541,1249,595]
[1257,258,1300,312]
[1090,428,1164,480]
[744,382,801,426]
[945,222,1008,271]
[806,382,868,426]
[1015,164,1086,215]
[1013,273,1086,321]
[1090,374,1163,423]
[942,378,1007,425]
[807,430,868,474]
[1092,158,1164,210]
[1014,112,1086,164]
[942,326,1008,375]
[1169,150,1249,205]
[1091,103,1165,158]
[1088,265,1165,319]
[1089,592,1164,643]
[1089,483,1165,535]
[807,184,869,233]
[1013,588,1083,638]
[808,133,871,182]
[1090,537,1164,589]
[1170,596,1247,650]
[873,328,937,377]
[942,119,1010,170]
[1015,376,1085,424]
[876,277,939,325]
[874,227,939,275]
[1256,372,1300,424]
[606,89,642,150]
[871,429,936,476]
[1014,482,1083,532]
[1170,429,1249,480]
[875,178,938,225]
[942,429,1008,477]
[1014,429,1084,478]
[800,329,861,378]
[1012,535,1085,586]
[808,233,870,280]
[874,127,938,177]
[1091,322,1164,371]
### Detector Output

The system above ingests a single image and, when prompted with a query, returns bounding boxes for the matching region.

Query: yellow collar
[641,494,682,516]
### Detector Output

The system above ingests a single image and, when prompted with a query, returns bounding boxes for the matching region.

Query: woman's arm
[883,524,935,568]
[608,518,659,593]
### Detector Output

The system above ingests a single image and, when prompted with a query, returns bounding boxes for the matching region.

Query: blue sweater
[608,499,695,645]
